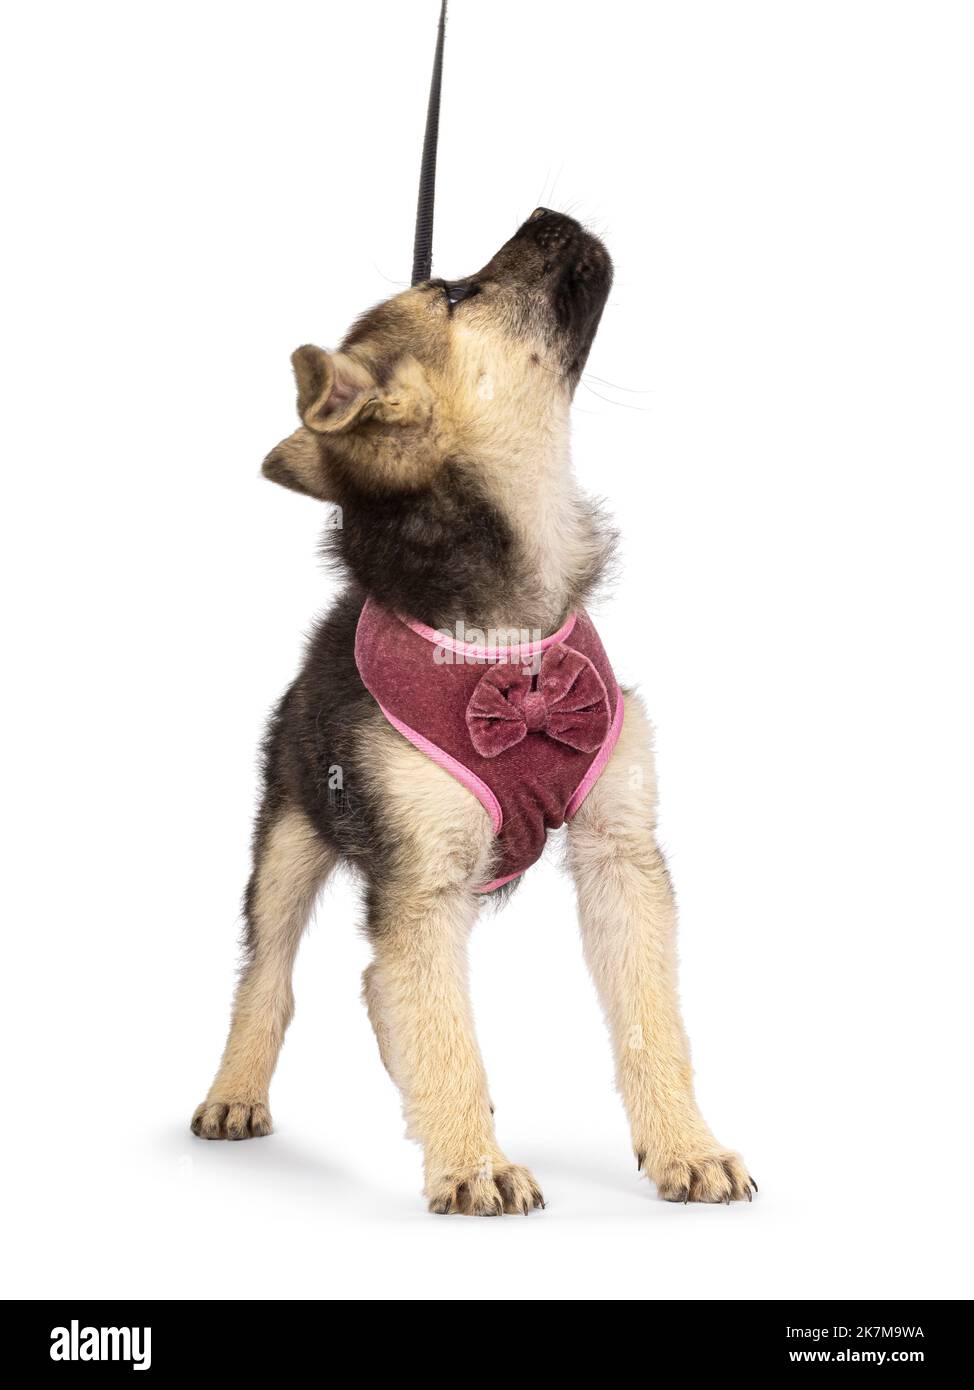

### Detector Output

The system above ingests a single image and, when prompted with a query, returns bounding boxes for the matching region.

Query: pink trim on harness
[355,598,623,892]
[375,701,504,835]
[405,611,577,659]
[566,684,626,819]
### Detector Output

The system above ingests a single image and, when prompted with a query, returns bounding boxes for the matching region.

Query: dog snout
[469,211,612,379]
[518,209,579,255]
[515,211,611,282]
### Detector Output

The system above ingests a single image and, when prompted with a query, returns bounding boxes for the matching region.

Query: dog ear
[291,345,378,435]
[274,346,438,496]
[261,346,377,500]
[261,427,335,501]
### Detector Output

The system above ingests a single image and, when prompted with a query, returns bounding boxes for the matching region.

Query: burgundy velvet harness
[355,597,624,891]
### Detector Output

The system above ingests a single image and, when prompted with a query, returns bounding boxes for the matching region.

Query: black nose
[529,207,553,221]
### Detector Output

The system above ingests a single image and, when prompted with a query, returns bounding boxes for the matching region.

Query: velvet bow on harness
[464,643,610,759]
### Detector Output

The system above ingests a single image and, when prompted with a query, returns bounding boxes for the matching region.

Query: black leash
[411,0,448,286]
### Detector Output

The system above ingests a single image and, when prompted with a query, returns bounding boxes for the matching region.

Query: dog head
[263,210,612,504]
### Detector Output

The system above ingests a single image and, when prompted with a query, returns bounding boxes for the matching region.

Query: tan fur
[277,289,607,634]
[355,711,544,1214]
[566,693,753,1202]
[191,806,335,1140]
[262,426,332,500]
[433,318,603,632]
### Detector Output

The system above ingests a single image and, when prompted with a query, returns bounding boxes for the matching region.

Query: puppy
[191,210,754,1215]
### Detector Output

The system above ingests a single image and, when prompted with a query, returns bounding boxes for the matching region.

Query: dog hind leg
[191,802,335,1140]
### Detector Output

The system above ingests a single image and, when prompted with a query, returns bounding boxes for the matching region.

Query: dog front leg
[368,882,544,1214]
[567,693,755,1203]
[360,723,544,1215]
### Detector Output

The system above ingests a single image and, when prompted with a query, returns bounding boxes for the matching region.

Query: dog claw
[429,1163,543,1216]
[652,1152,755,1203]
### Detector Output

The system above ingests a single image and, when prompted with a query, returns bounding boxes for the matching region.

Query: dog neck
[460,434,613,638]
[331,425,614,637]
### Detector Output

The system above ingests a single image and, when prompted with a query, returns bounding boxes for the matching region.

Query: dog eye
[444,282,480,307]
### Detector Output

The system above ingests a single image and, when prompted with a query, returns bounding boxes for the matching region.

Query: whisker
[583,373,654,395]
[372,262,411,288]
[580,380,654,411]
[533,166,553,212]
[528,354,649,411]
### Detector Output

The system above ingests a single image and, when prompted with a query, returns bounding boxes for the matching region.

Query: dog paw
[427,1161,545,1216]
[641,1149,756,1204]
[190,1100,273,1140]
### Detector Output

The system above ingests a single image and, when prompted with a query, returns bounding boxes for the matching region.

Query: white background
[2,0,972,1301]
